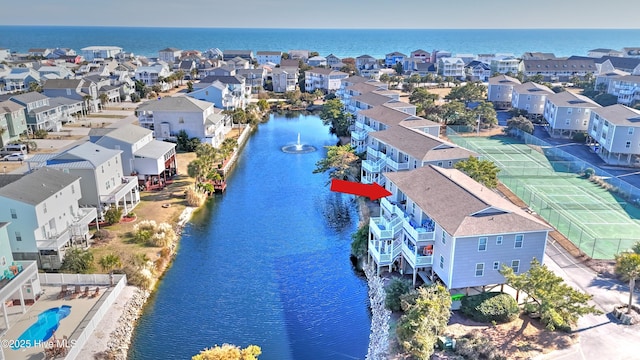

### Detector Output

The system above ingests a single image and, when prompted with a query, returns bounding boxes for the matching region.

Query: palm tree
[99,253,122,286]
[190,68,198,81]
[175,70,185,85]
[615,250,640,313]
[98,93,109,109]
[83,95,93,114]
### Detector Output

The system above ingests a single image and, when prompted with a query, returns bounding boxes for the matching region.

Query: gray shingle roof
[352,92,395,107]
[0,167,80,206]
[199,75,244,85]
[488,75,521,85]
[592,104,640,126]
[546,91,600,108]
[0,100,25,114]
[98,124,153,144]
[370,126,475,162]
[136,96,213,113]
[43,79,82,89]
[512,82,553,95]
[384,166,550,236]
[10,92,49,104]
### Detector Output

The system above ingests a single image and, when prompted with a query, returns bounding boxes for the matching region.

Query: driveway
[535,241,640,360]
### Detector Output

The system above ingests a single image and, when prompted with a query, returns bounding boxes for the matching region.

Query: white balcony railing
[0,261,38,301]
[366,147,383,159]
[362,158,385,174]
[403,220,435,241]
[369,239,402,265]
[369,215,403,240]
[402,242,434,267]
[351,129,367,141]
[385,156,410,171]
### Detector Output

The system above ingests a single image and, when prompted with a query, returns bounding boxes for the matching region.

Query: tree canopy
[501,259,600,331]
[409,88,439,117]
[396,284,452,359]
[615,245,640,313]
[444,82,486,104]
[60,248,94,274]
[506,115,534,134]
[454,156,500,189]
[192,344,261,360]
[319,98,352,137]
[313,144,359,182]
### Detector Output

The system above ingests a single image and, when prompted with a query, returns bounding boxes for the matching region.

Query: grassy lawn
[89,152,197,271]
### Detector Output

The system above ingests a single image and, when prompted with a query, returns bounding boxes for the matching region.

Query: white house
[256,51,282,65]
[588,104,640,166]
[490,57,523,75]
[0,168,98,270]
[134,64,172,89]
[91,124,177,191]
[304,68,349,93]
[438,57,465,78]
[158,47,182,63]
[81,46,123,61]
[29,142,140,217]
[605,75,640,106]
[543,91,601,138]
[188,81,243,110]
[369,165,551,287]
[136,97,232,148]
[0,222,41,338]
[271,68,298,93]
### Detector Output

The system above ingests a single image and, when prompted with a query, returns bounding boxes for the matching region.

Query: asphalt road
[535,240,640,360]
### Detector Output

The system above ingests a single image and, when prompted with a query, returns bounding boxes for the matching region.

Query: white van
[0,144,28,156]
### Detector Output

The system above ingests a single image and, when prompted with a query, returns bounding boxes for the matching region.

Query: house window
[475,263,485,277]
[71,185,75,194]
[179,117,184,124]
[515,234,524,248]
[567,108,572,114]
[437,161,443,166]
[448,161,453,167]
[439,255,444,269]
[10,209,17,219]
[496,236,503,245]
[15,232,22,241]
[441,231,446,245]
[493,261,500,270]
[511,260,520,273]
[565,119,570,125]
[43,203,47,214]
[626,141,631,149]
[478,237,487,251]
[629,128,634,135]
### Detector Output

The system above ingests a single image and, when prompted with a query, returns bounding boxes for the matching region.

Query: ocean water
[1,26,640,59]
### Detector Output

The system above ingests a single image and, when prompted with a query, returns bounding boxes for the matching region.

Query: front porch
[0,261,41,335]
[100,176,140,214]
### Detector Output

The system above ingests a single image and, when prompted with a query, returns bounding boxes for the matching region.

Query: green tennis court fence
[542,202,628,211]
[479,148,532,154]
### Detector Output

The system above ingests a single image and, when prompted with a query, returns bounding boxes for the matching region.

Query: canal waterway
[128,114,371,360]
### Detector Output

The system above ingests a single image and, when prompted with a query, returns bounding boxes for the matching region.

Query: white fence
[37,274,127,360]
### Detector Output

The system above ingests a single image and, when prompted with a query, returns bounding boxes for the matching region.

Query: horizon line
[1,25,640,31]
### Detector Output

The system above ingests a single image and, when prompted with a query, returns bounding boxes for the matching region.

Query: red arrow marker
[330,179,391,200]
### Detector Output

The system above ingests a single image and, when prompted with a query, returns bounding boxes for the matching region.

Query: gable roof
[523,59,597,72]
[47,142,121,169]
[0,167,80,206]
[43,79,83,90]
[98,124,153,144]
[512,82,553,95]
[0,100,25,114]
[10,92,49,104]
[136,96,213,112]
[546,91,600,108]
[488,75,521,85]
[369,126,474,162]
[384,166,550,237]
[257,51,281,56]
[592,104,640,126]
[159,47,181,52]
[352,91,395,107]
[199,75,244,84]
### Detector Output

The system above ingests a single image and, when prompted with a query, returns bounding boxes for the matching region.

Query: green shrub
[460,292,519,323]
[572,132,587,143]
[455,331,506,360]
[104,207,123,225]
[385,277,413,311]
[33,129,48,139]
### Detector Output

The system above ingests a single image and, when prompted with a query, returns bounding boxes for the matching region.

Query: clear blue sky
[5,0,640,29]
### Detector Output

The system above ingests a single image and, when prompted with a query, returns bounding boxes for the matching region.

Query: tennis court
[449,134,640,259]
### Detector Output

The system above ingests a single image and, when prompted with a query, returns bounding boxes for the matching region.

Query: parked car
[3,153,25,161]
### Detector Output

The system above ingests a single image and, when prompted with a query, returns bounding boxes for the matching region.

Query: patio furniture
[81,286,90,298]
[89,287,100,299]
[69,285,81,300]
[56,285,68,299]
